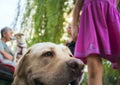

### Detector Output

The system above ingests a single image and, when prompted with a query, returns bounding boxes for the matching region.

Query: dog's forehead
[31,43,68,53]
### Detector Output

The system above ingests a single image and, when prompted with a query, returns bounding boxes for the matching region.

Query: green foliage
[20,0,70,47]
[103,60,119,85]
[80,60,119,85]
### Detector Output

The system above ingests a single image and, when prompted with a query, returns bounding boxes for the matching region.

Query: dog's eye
[42,51,54,57]
[69,54,73,57]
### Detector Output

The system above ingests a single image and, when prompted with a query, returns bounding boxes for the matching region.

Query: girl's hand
[71,25,79,41]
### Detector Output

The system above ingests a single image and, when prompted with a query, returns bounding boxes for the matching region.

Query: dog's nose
[66,59,84,73]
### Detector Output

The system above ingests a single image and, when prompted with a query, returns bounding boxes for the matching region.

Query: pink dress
[74,0,120,69]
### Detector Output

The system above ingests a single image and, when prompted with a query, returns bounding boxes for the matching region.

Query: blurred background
[0,0,119,85]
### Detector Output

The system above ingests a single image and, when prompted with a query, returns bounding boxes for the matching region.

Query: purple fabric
[74,0,120,69]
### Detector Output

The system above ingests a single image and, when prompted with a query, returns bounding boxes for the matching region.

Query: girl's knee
[87,55,102,65]
[87,55,103,72]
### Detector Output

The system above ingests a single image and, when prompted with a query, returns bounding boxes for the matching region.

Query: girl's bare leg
[87,55,103,85]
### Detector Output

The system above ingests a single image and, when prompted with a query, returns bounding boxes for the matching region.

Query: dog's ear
[14,48,31,77]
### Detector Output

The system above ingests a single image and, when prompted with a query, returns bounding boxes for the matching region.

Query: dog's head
[14,42,84,85]
[14,33,26,43]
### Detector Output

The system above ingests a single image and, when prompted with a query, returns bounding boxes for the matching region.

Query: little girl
[72,0,120,85]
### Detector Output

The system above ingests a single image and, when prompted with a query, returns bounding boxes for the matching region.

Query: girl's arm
[72,0,84,41]
[73,0,84,26]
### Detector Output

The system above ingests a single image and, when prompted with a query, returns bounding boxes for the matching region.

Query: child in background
[66,25,76,55]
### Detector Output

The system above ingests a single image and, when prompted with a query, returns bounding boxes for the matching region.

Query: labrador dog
[12,42,84,85]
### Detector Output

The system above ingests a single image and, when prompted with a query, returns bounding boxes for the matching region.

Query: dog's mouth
[34,79,44,85]
[34,79,76,85]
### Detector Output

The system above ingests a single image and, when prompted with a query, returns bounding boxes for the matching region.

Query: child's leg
[87,55,103,85]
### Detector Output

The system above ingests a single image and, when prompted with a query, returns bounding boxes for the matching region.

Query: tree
[14,0,74,47]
